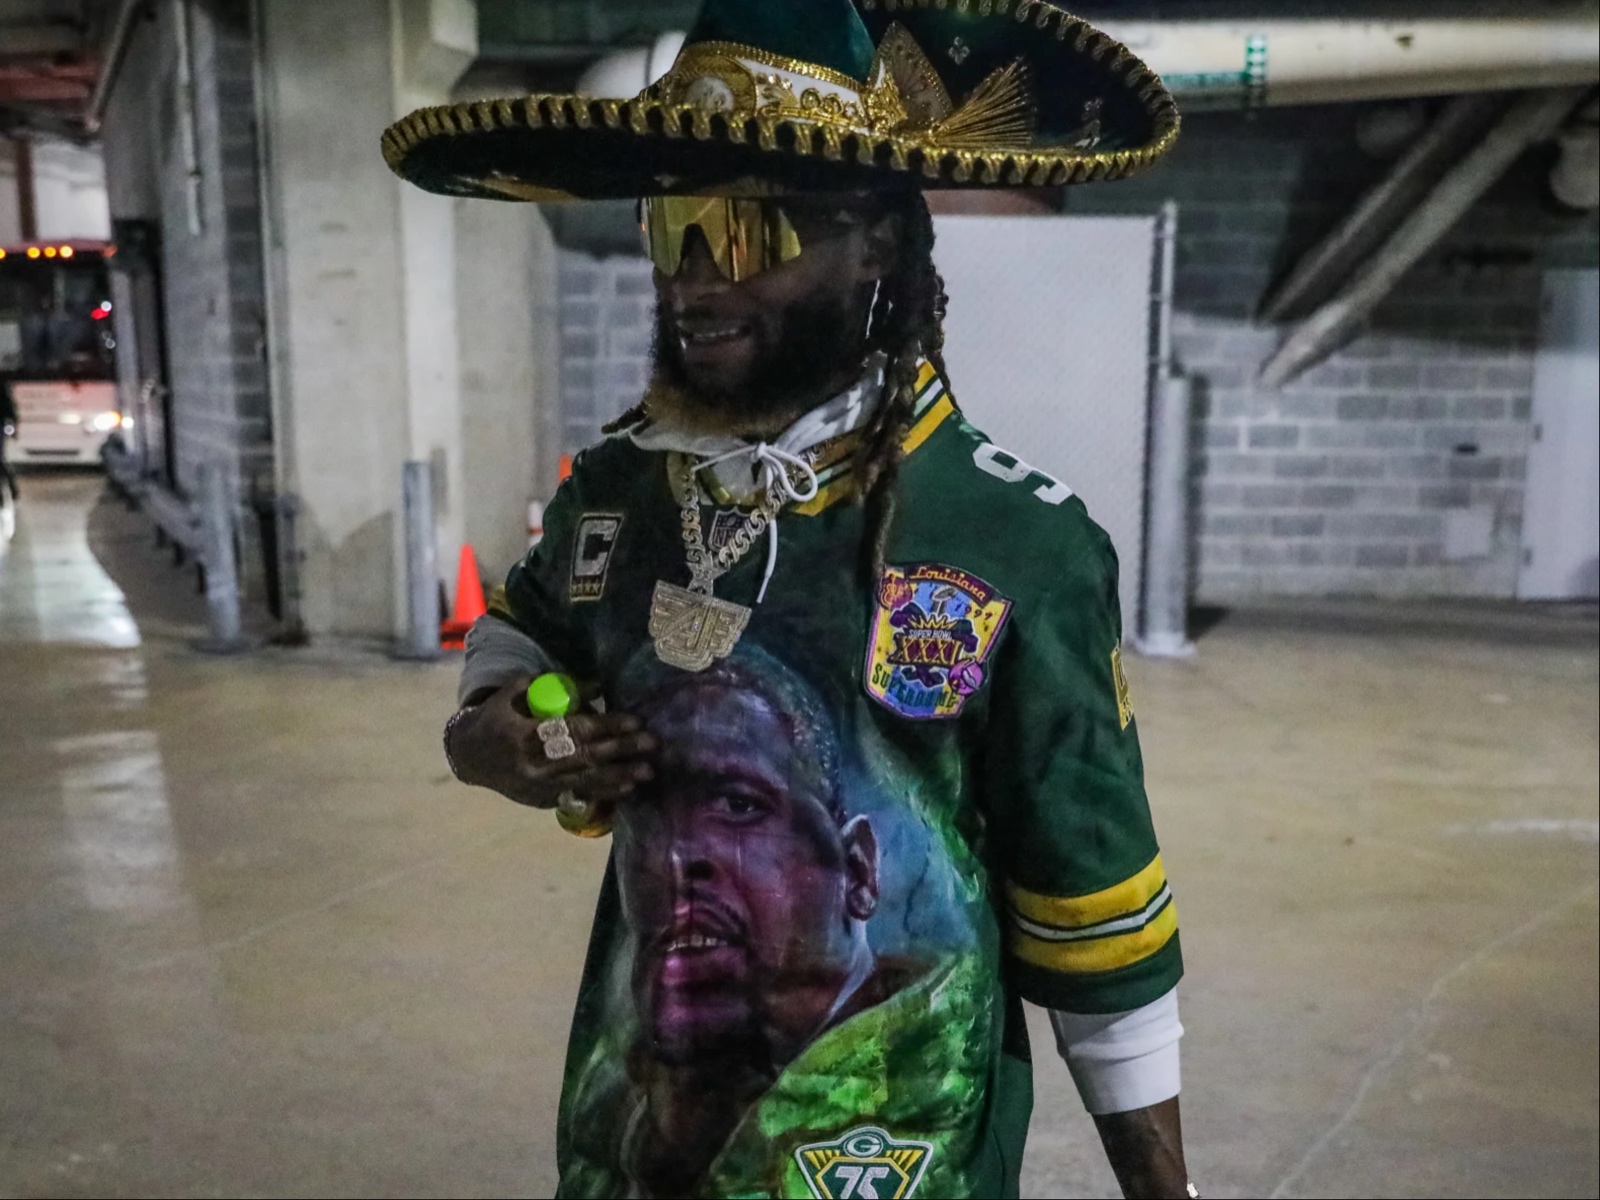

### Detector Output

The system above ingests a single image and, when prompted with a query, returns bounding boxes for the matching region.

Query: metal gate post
[1138,374,1198,659]
[196,459,248,653]
[398,460,441,661]
[1137,201,1197,659]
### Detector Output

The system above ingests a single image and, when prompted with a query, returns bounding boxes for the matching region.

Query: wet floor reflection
[0,475,140,648]
[58,731,183,917]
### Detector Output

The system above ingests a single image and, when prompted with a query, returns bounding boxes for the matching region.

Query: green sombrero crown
[383,0,1179,201]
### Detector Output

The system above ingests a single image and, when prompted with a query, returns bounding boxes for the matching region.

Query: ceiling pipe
[1095,11,1599,109]
[1259,87,1591,390]
[83,0,149,135]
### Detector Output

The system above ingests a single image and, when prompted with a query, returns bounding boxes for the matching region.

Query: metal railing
[103,441,248,652]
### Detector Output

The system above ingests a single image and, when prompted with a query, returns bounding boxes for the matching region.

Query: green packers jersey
[495,364,1182,1199]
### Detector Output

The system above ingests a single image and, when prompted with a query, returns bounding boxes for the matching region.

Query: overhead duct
[573,11,1599,113]
[574,32,684,100]
[1096,9,1599,109]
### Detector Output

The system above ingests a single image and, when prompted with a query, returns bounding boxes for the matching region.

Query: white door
[933,216,1157,636]
[1519,269,1600,600]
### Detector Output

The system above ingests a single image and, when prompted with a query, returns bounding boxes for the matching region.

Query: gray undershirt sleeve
[458,615,562,705]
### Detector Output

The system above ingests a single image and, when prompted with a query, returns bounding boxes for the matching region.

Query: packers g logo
[794,1126,933,1199]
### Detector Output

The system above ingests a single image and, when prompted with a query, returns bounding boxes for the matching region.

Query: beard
[649,291,870,437]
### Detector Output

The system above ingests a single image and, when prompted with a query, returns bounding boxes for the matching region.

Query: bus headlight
[89,411,123,434]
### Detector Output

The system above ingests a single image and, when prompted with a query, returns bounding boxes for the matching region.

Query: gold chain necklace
[649,453,804,672]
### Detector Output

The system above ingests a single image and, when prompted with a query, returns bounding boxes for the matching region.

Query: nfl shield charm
[794,1126,934,1200]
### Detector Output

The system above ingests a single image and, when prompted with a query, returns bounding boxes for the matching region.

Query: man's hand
[446,676,657,810]
[1094,1097,1189,1200]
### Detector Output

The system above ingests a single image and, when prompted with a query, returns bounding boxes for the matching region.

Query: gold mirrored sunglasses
[640,196,804,282]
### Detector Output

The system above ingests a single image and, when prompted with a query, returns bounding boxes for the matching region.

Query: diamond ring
[537,717,578,761]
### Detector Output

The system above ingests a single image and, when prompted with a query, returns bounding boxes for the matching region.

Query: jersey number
[972,443,1074,506]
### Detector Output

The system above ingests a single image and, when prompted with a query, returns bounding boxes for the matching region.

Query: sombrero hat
[382,0,1179,201]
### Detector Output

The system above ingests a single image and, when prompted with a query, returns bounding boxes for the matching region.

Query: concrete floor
[1,473,1595,1200]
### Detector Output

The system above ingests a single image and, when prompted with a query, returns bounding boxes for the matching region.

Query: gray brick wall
[159,0,271,503]
[557,251,656,453]
[1067,103,1598,601]
[103,0,273,593]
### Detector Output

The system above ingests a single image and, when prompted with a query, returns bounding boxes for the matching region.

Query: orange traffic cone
[441,544,486,651]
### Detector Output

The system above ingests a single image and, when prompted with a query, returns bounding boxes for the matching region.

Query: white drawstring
[692,441,820,605]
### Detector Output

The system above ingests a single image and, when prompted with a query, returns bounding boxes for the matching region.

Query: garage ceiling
[478,0,698,60]
[0,0,111,136]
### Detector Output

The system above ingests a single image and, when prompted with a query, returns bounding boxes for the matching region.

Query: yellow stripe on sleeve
[1006,854,1168,932]
[1010,899,1178,975]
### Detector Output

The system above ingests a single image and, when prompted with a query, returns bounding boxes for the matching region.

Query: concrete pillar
[256,0,484,641]
[393,0,477,620]
[455,196,560,585]
[257,0,407,639]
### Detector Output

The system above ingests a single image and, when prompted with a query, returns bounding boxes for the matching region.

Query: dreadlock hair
[853,188,949,585]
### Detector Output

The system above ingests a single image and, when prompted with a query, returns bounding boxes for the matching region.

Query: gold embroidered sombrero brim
[382,0,1179,202]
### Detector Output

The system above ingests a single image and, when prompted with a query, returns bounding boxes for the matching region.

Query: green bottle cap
[527,673,579,719]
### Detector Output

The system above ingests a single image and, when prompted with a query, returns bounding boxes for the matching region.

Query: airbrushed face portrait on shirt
[613,653,883,1070]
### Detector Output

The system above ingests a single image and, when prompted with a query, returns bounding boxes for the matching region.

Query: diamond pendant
[649,580,752,672]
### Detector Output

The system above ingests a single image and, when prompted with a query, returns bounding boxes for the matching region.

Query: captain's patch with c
[570,514,623,603]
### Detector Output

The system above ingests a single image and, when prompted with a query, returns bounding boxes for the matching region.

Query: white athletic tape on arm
[1050,988,1183,1116]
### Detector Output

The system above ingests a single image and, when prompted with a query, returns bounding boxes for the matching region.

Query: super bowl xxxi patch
[865,564,1012,720]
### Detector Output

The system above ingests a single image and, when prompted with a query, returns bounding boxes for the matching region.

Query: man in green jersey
[392,0,1195,1196]
[595,651,943,1195]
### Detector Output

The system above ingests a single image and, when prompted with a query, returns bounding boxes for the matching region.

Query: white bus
[0,240,123,466]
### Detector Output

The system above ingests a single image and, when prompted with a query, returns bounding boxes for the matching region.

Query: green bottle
[527,673,579,719]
